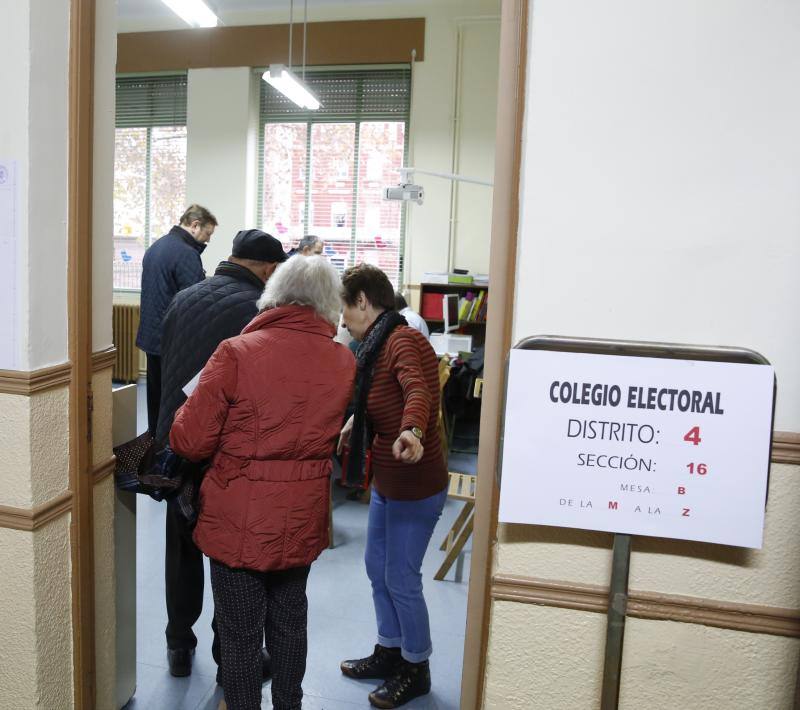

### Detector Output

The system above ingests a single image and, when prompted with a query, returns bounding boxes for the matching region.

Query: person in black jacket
[156,229,288,680]
[137,204,218,435]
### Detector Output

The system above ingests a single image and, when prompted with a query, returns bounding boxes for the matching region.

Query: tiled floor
[125,383,474,710]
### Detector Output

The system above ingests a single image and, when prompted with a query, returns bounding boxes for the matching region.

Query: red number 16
[687,463,708,475]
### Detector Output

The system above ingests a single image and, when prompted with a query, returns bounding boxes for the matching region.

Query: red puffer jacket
[170,305,355,571]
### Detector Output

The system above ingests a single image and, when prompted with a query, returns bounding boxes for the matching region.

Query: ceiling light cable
[288,0,294,70]
[303,0,308,79]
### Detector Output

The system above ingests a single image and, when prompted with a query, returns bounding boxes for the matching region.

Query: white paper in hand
[182,370,202,397]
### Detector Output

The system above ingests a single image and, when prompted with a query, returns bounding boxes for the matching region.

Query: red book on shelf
[421,293,444,320]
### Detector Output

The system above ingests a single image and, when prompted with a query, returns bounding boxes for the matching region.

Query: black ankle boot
[368,659,431,708]
[341,644,403,680]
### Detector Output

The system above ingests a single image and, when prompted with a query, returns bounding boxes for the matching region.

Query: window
[114,75,188,290]
[259,68,411,287]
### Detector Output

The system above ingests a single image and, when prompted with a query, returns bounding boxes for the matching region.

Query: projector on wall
[384,183,425,205]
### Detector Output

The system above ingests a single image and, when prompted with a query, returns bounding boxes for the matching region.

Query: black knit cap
[232,229,288,262]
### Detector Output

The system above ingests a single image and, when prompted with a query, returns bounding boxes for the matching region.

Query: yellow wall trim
[0,348,116,396]
[0,457,114,531]
[91,347,116,373]
[491,574,800,638]
[0,363,72,396]
[0,491,74,532]
[92,456,116,484]
[773,432,800,465]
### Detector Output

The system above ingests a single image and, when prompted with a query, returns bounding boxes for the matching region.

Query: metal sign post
[497,335,776,709]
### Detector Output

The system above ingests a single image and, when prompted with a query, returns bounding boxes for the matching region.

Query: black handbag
[113,431,185,501]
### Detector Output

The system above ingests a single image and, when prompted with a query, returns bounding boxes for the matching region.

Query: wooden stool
[434,472,477,581]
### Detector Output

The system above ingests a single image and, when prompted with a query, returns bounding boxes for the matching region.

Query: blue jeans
[365,487,447,663]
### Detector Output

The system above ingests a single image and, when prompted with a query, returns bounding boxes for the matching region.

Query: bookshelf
[418,282,489,345]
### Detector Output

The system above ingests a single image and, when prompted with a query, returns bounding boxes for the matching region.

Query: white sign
[0,159,18,369]
[498,349,774,549]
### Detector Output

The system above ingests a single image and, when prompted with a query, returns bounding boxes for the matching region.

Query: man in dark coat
[156,229,287,679]
[137,204,218,435]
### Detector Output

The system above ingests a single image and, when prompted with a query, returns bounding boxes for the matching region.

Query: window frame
[256,66,411,287]
[114,73,188,293]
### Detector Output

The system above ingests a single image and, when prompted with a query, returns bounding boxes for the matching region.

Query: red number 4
[683,426,701,446]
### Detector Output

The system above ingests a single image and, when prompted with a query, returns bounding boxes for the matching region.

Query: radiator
[112,304,141,383]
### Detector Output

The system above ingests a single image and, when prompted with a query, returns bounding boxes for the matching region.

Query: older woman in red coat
[170,255,355,710]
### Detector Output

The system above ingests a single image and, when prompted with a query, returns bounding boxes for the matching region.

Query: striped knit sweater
[366,325,448,500]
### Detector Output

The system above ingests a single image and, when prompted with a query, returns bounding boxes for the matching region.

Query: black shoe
[368,660,431,709]
[216,648,271,686]
[341,644,403,680]
[167,648,194,677]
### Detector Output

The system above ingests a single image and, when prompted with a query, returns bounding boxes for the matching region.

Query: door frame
[459,0,528,707]
[67,0,530,705]
[69,0,97,706]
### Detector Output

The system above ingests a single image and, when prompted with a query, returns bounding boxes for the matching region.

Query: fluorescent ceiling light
[161,0,218,28]
[262,64,321,110]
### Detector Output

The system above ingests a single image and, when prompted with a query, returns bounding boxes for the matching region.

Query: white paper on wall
[0,160,18,370]
[498,349,774,549]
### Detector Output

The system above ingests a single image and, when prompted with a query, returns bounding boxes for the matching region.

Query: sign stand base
[601,533,632,710]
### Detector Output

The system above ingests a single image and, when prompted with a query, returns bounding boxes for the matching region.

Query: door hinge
[87,389,94,443]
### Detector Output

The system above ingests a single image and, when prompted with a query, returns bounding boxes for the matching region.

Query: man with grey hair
[288,234,324,257]
[137,204,218,435]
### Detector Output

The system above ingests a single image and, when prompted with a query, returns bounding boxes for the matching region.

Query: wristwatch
[406,426,424,441]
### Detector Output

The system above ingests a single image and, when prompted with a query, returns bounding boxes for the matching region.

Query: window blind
[258,68,411,288]
[113,74,188,290]
[116,74,188,128]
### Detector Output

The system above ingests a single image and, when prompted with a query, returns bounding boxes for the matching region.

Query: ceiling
[117,0,408,21]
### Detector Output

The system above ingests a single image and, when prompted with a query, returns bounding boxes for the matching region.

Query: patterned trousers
[210,561,311,710]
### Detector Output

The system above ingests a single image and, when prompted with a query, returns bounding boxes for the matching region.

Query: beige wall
[0,526,38,707]
[485,603,606,709]
[619,618,798,709]
[116,0,501,289]
[0,517,74,710]
[484,0,800,707]
[32,515,74,710]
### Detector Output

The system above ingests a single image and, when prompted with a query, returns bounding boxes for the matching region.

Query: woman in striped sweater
[337,264,448,709]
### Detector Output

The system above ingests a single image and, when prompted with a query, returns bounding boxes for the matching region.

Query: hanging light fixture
[262,0,321,110]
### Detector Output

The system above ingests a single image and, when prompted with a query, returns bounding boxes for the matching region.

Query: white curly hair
[256,255,342,325]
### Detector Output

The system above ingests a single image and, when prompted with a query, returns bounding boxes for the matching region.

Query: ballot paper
[182,370,202,397]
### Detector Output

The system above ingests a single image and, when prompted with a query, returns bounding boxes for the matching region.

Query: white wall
[513,0,800,430]
[93,0,117,352]
[0,0,70,370]
[186,67,258,272]
[118,0,501,286]
[451,19,500,274]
